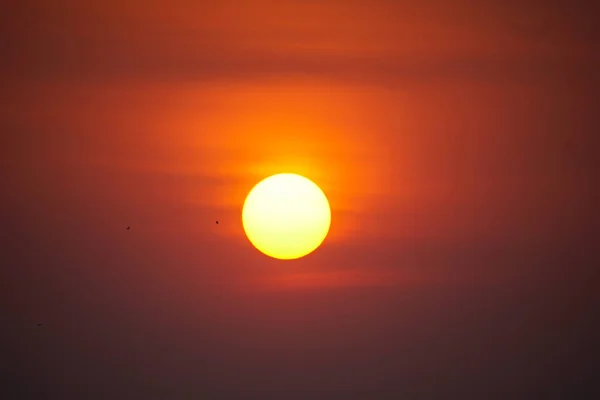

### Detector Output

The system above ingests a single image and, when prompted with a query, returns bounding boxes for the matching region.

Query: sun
[242,173,331,260]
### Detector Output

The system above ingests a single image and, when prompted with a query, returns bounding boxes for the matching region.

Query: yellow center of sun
[242,173,331,260]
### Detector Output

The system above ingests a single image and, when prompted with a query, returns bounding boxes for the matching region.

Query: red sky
[1,1,598,398]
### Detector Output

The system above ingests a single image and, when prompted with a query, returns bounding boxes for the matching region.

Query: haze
[1,1,598,398]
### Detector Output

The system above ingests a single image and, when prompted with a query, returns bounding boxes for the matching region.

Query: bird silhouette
[216,221,219,225]
[126,226,130,230]
[37,324,42,327]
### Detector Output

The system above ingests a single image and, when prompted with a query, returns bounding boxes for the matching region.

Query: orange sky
[2,1,598,397]
[3,0,597,290]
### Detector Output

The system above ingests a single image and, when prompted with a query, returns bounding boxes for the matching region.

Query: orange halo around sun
[242,173,331,260]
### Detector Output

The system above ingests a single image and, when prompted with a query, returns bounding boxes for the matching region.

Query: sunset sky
[2,1,598,398]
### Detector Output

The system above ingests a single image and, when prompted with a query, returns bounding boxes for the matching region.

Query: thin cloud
[2,1,596,86]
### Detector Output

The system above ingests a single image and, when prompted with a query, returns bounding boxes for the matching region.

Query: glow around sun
[242,173,331,260]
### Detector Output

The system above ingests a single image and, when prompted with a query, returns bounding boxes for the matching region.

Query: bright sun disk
[242,173,331,260]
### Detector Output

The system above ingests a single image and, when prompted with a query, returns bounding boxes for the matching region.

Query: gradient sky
[2,1,598,398]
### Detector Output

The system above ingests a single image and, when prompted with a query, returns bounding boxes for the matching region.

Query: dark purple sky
[1,1,598,398]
